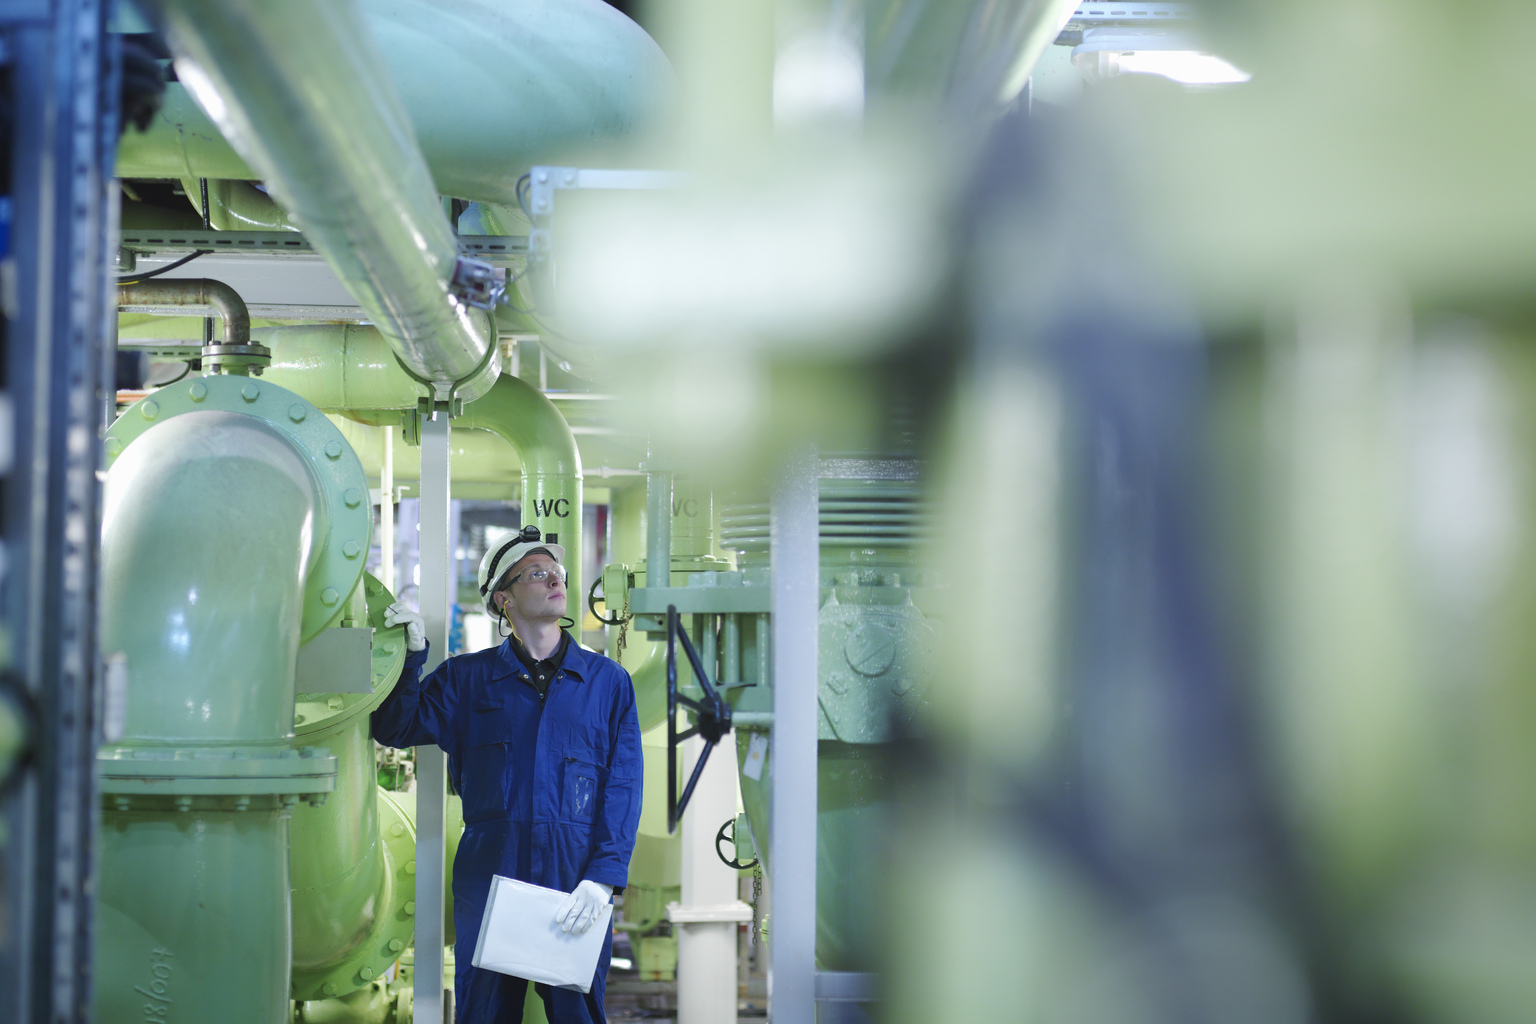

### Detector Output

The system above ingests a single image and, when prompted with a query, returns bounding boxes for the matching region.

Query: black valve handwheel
[666,604,733,834]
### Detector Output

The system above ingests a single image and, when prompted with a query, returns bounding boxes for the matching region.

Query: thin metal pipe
[380,426,395,593]
[415,407,452,1024]
[770,445,819,1023]
[723,614,740,688]
[647,462,672,589]
[118,278,249,345]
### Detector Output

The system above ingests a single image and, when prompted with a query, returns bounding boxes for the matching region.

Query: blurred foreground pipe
[152,0,498,396]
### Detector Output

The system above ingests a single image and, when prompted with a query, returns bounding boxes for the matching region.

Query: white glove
[384,601,426,652]
[554,880,612,935]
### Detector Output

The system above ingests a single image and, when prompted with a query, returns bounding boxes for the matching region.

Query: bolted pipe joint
[118,277,272,374]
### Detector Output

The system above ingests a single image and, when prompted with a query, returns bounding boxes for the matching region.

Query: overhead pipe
[94,383,370,1023]
[119,0,675,208]
[259,324,587,633]
[151,0,499,396]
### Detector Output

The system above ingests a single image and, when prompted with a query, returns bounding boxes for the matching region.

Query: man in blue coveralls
[373,525,643,1023]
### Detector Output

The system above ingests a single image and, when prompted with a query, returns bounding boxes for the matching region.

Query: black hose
[116,249,210,284]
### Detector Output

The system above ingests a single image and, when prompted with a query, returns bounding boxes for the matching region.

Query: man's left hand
[554,880,613,935]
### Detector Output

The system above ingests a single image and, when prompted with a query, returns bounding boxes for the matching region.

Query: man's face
[495,553,567,622]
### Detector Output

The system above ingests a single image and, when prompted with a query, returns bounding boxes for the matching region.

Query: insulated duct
[150,0,498,395]
[119,0,674,208]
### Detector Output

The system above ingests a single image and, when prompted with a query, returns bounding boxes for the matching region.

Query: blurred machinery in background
[9,0,1536,1023]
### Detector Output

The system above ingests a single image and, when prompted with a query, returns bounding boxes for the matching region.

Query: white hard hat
[477,525,566,616]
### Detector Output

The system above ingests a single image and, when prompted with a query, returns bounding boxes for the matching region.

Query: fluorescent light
[1103,50,1250,84]
[1072,26,1250,86]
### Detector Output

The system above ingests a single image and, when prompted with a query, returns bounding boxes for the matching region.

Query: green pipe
[180,176,297,232]
[153,0,498,394]
[95,407,335,1023]
[459,374,584,632]
[118,0,674,207]
[259,324,431,412]
[329,418,522,491]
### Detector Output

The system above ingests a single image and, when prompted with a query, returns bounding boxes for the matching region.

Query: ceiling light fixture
[1070,26,1249,86]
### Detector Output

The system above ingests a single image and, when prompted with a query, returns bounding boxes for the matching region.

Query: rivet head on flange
[404,901,416,916]
[321,588,339,606]
[389,939,404,953]
[141,400,159,421]
[189,382,207,402]
[325,440,342,459]
[359,967,374,981]
[343,488,362,508]
[342,540,361,559]
[289,404,307,423]
[322,983,337,996]
[390,823,404,837]
[104,437,123,457]
[242,383,260,402]
[405,860,416,875]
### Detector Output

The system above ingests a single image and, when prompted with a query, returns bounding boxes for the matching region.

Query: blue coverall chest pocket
[561,756,606,824]
[462,700,510,823]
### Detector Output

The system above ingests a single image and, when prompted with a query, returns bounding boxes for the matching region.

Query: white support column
[770,446,819,1024]
[416,406,452,1023]
[379,423,394,592]
[672,733,751,1024]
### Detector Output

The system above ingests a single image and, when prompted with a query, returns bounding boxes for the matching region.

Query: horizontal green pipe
[118,0,674,207]
[259,324,430,412]
[329,418,521,486]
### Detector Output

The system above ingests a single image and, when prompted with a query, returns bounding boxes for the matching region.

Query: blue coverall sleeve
[370,642,460,757]
[584,674,644,890]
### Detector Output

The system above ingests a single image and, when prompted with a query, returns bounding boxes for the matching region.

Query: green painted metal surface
[117,0,674,208]
[95,375,374,1024]
[459,374,584,633]
[723,473,928,972]
[105,376,372,644]
[290,574,417,1001]
[259,325,432,413]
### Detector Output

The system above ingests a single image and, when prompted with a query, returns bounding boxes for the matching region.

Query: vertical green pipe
[458,375,584,633]
[289,714,386,977]
[96,411,324,1024]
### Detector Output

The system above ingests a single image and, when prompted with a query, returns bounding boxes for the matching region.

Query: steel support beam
[769,447,818,1024]
[0,3,114,1022]
[415,406,452,1022]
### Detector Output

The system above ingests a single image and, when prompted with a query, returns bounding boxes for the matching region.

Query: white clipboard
[470,875,612,993]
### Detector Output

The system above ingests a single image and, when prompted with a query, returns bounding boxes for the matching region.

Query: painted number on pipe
[532,498,570,518]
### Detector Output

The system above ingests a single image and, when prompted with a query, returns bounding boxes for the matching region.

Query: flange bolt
[189,382,207,402]
[289,404,307,423]
[325,440,342,459]
[141,400,159,421]
[322,588,339,606]
[242,383,260,402]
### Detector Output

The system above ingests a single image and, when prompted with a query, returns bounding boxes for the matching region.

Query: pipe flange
[290,787,419,1001]
[294,573,409,736]
[106,375,372,643]
[97,745,338,799]
[201,342,273,373]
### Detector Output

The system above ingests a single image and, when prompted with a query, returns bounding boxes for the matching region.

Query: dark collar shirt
[508,628,571,698]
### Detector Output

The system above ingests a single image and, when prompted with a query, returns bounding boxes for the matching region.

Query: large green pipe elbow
[152,0,497,391]
[96,379,370,1024]
[459,374,584,624]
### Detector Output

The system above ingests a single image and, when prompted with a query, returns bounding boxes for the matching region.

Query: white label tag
[742,732,768,781]
[103,653,128,743]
